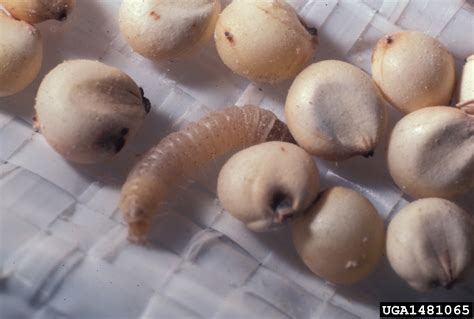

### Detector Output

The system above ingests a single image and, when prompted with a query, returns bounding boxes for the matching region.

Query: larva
[120,105,294,242]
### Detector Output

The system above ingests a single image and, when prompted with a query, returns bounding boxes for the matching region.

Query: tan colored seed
[218,141,320,231]
[387,198,474,291]
[387,106,474,199]
[0,12,43,97]
[215,0,318,83]
[291,187,385,285]
[371,31,455,114]
[285,60,387,161]
[35,60,149,164]
[119,0,221,61]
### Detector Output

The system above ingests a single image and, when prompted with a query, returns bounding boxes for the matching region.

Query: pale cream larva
[215,0,318,83]
[120,106,294,243]
[217,141,319,231]
[34,60,150,164]
[285,60,387,161]
[0,0,75,23]
[291,187,385,285]
[387,106,474,199]
[371,31,455,114]
[119,0,221,61]
[0,12,42,97]
[458,55,474,112]
[387,198,474,291]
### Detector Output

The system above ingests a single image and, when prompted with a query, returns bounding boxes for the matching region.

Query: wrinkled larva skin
[217,141,320,231]
[0,12,43,97]
[120,105,294,243]
[387,198,474,291]
[215,0,318,83]
[285,60,387,161]
[458,55,474,112]
[34,60,149,164]
[119,0,221,61]
[387,106,474,199]
[291,187,385,285]
[371,31,455,114]
[0,0,75,24]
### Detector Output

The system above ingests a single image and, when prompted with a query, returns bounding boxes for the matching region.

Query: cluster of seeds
[2,1,472,292]
[0,0,74,96]
[215,29,472,288]
[119,0,318,82]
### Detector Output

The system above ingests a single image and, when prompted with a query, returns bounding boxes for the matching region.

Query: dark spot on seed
[271,191,290,211]
[150,11,160,20]
[57,10,68,21]
[298,16,318,37]
[140,87,151,113]
[95,128,130,154]
[306,27,318,36]
[280,147,286,152]
[224,31,234,43]
[258,88,263,91]
[271,190,295,223]
[114,139,126,153]
[362,150,375,158]
[386,35,393,44]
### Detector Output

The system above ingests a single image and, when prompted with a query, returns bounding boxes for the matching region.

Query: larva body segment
[120,105,294,242]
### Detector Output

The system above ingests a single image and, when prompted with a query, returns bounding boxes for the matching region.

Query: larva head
[386,198,474,291]
[1,0,75,24]
[217,141,320,231]
[34,59,150,164]
[387,106,474,199]
[371,31,455,114]
[291,187,385,285]
[285,60,387,161]
[0,12,43,97]
[119,0,221,61]
[214,0,318,83]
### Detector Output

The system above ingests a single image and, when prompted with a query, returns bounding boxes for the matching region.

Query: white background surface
[0,1,473,318]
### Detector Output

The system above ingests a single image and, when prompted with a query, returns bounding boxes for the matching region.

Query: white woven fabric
[0,1,473,318]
